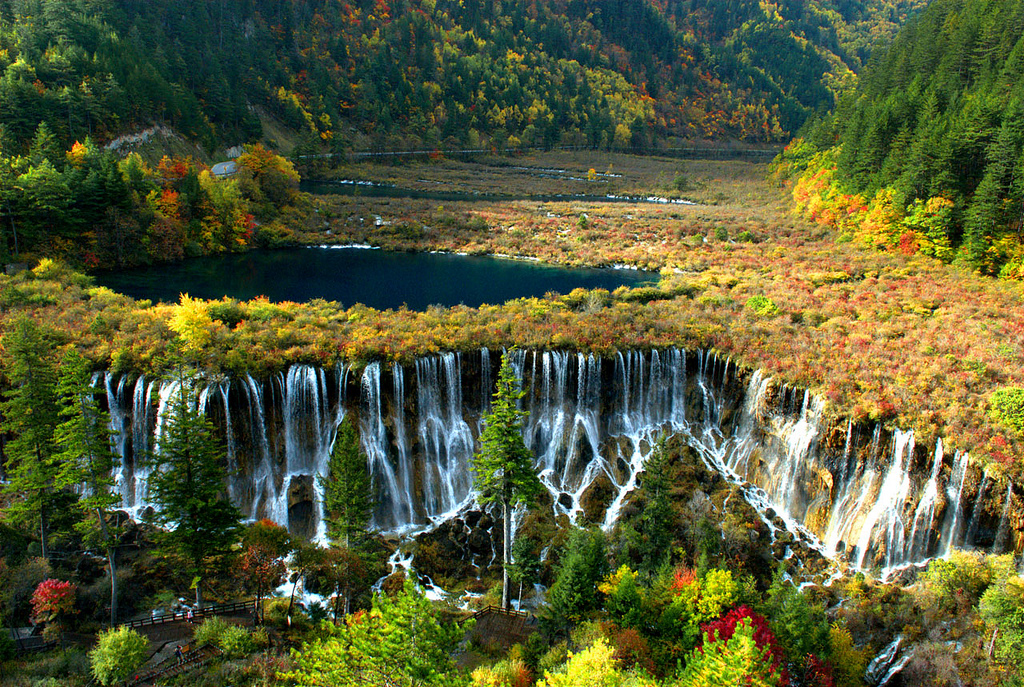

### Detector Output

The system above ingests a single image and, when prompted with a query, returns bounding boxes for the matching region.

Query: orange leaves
[156,188,180,218]
[156,155,193,181]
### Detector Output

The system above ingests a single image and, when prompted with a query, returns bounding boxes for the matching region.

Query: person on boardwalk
[186,608,194,624]
[175,645,184,664]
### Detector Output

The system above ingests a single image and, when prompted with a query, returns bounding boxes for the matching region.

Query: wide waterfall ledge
[100,348,1022,580]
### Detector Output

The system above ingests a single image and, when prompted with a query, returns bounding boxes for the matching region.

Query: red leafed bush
[804,653,836,687]
[700,605,789,686]
[609,626,656,674]
[670,567,697,593]
[31,579,77,625]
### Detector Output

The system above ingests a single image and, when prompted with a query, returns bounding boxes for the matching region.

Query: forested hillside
[782,0,1024,280]
[0,0,926,156]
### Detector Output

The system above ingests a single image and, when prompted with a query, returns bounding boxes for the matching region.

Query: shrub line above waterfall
[5,245,1022,478]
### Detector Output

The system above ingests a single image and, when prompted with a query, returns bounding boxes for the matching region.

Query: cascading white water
[908,440,944,562]
[855,430,915,574]
[991,484,1013,554]
[103,373,130,506]
[361,362,408,531]
[99,348,1011,576]
[415,353,475,522]
[940,451,970,557]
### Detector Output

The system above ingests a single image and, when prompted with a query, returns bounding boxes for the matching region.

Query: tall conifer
[472,350,542,610]
[53,349,122,624]
[0,315,60,559]
[146,366,240,608]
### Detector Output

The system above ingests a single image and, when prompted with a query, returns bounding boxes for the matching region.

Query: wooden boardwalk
[127,642,222,687]
[464,606,537,649]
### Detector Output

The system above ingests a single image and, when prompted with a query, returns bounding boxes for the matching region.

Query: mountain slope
[785,0,1024,278]
[0,0,926,154]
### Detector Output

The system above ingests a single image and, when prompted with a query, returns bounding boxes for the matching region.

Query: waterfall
[103,373,131,506]
[96,348,1014,575]
[965,468,990,546]
[390,362,415,528]
[361,362,408,531]
[854,430,915,575]
[908,440,943,561]
[991,484,1013,554]
[415,353,475,523]
[241,373,276,521]
[939,451,970,557]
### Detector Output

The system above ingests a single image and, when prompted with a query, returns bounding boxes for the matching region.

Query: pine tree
[543,527,609,635]
[319,417,372,549]
[0,316,61,560]
[639,435,673,577]
[146,367,241,608]
[318,417,374,619]
[507,535,540,611]
[53,349,122,624]
[472,351,543,610]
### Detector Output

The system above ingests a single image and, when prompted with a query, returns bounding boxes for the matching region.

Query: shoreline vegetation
[2,151,1021,475]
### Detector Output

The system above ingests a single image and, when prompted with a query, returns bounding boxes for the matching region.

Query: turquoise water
[94,247,653,309]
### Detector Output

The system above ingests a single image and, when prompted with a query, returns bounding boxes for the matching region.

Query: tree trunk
[39,498,49,561]
[195,580,203,609]
[97,508,118,625]
[108,547,118,625]
[502,500,511,610]
[286,571,299,627]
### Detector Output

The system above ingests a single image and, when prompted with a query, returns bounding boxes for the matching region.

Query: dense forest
[0,0,926,156]
[0,0,933,268]
[780,0,1024,280]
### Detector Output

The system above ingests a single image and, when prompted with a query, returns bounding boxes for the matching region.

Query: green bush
[263,596,310,629]
[193,616,231,647]
[218,625,256,659]
[90,627,148,686]
[0,630,15,661]
[620,286,667,304]
[746,295,780,317]
[922,551,1015,608]
[989,387,1024,435]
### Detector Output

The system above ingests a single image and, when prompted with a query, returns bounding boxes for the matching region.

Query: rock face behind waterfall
[101,349,1023,577]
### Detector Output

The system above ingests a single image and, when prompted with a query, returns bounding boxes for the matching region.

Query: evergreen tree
[146,367,241,608]
[53,349,122,625]
[760,568,831,675]
[472,351,543,610]
[507,535,540,611]
[639,435,673,577]
[0,315,61,560]
[543,527,608,636]
[319,417,372,549]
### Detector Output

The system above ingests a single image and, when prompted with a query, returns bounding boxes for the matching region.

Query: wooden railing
[123,600,253,630]
[467,605,531,621]
[13,635,56,655]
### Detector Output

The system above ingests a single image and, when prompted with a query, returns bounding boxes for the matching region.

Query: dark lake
[94,247,655,309]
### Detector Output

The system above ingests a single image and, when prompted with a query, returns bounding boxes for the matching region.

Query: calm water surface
[94,247,654,309]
